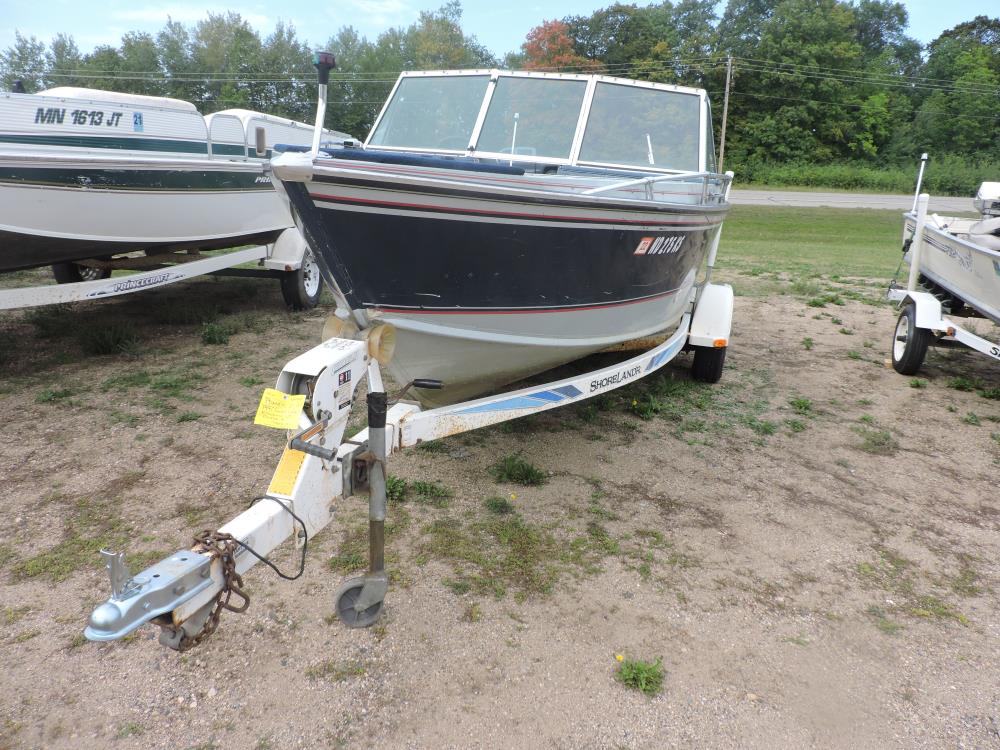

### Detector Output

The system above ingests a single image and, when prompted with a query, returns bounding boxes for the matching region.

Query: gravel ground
[0,270,998,749]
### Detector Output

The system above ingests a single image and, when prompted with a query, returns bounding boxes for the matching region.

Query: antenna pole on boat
[911,153,928,213]
[311,51,337,157]
[718,56,732,172]
[509,112,519,166]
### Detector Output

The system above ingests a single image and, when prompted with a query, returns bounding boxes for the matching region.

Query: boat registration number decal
[33,108,125,127]
[634,236,683,255]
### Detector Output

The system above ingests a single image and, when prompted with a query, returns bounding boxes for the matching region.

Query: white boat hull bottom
[379,289,692,406]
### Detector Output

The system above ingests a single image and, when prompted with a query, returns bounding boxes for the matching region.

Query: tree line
[2,1,998,179]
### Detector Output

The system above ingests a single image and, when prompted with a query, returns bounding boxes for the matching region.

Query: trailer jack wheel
[891,303,930,375]
[334,574,386,628]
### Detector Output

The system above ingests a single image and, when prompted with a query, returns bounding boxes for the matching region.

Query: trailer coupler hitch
[85,549,214,642]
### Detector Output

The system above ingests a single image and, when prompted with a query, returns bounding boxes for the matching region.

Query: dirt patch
[0,270,998,749]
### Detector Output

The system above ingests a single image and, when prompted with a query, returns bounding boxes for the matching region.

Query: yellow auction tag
[254,388,306,429]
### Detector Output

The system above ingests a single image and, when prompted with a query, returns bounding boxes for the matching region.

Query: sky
[1,0,992,60]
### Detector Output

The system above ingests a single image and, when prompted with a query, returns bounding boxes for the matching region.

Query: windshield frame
[364,70,712,174]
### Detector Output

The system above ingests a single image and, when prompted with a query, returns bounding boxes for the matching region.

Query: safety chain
[177,530,250,651]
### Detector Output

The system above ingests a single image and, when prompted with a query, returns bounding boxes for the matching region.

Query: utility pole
[718,56,732,172]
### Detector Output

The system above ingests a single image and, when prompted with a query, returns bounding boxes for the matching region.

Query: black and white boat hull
[282,158,725,404]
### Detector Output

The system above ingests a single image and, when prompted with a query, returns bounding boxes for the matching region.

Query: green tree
[0,32,46,91]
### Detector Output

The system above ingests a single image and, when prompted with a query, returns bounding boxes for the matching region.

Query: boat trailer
[84,282,733,649]
[887,192,1000,373]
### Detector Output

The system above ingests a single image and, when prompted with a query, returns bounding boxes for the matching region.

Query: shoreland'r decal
[590,365,642,392]
[634,235,683,255]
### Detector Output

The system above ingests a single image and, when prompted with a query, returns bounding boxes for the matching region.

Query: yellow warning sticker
[254,388,306,430]
[268,447,307,496]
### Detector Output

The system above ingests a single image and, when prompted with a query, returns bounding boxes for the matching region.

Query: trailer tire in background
[691,345,726,383]
[51,262,111,284]
[280,250,323,310]
[891,303,931,375]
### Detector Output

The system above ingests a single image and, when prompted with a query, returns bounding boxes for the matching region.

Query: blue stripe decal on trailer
[553,385,583,398]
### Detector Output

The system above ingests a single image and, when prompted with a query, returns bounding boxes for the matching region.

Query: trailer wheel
[280,250,323,310]
[891,303,930,375]
[334,576,384,628]
[51,262,111,284]
[691,345,726,383]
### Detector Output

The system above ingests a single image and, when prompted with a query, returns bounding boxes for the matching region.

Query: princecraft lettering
[590,365,642,392]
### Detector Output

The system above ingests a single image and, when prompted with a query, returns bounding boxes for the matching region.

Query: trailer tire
[891,303,930,375]
[691,345,726,383]
[51,262,111,284]
[280,250,323,310]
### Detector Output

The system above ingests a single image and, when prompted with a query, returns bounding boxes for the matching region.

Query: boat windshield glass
[475,77,587,160]
[369,75,490,150]
[579,82,701,171]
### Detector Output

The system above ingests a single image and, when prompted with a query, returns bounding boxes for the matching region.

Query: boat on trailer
[273,66,732,404]
[0,86,351,292]
[84,55,737,648]
[888,175,1000,373]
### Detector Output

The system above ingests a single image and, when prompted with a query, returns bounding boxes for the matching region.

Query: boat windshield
[368,74,490,151]
[579,83,701,172]
[476,77,587,160]
[367,72,710,173]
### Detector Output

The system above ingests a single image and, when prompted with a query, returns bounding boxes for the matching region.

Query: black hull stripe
[309,172,726,220]
[372,288,678,314]
[0,166,272,192]
[310,192,721,229]
[0,133,208,154]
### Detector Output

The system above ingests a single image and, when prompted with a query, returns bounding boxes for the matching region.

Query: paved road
[730,188,973,213]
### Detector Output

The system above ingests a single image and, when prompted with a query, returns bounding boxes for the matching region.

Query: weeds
[35,388,73,404]
[801,337,814,351]
[615,656,664,696]
[305,659,367,681]
[177,411,204,423]
[79,324,140,356]
[909,378,927,389]
[789,396,812,415]
[485,496,515,515]
[491,454,547,486]
[962,412,981,426]
[855,426,898,455]
[201,321,236,345]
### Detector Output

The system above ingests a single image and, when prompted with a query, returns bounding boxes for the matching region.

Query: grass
[909,378,927,389]
[201,321,236,345]
[35,388,73,404]
[177,411,204,423]
[855,426,898,454]
[801,337,814,351]
[485,496,515,515]
[490,454,547,486]
[79,323,140,356]
[12,471,142,582]
[720,206,902,280]
[962,412,981,426]
[615,656,664,696]
[789,396,812,415]
[305,659,367,681]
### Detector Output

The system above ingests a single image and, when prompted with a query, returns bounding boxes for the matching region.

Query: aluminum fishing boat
[0,87,350,275]
[274,68,732,404]
[901,182,1000,324]
[888,179,1000,374]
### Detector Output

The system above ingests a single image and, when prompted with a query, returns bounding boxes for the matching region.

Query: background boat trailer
[83,278,734,649]
[0,227,324,312]
[887,192,1000,373]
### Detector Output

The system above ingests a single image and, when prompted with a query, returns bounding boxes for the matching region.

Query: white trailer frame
[0,227,322,311]
[84,281,734,647]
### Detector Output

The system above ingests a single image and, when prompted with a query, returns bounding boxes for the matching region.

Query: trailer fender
[689,282,734,348]
[898,290,945,330]
[263,227,309,271]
